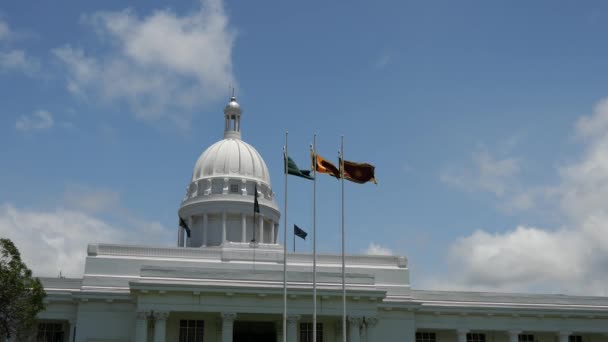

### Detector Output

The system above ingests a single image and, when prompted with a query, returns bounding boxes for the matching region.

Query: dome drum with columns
[177,96,280,248]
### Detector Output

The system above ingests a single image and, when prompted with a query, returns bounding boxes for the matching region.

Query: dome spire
[223,94,242,139]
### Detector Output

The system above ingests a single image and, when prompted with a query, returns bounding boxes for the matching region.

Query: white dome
[192,138,271,185]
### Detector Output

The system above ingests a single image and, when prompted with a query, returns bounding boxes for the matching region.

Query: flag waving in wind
[294,224,308,240]
[179,217,191,238]
[312,150,341,179]
[285,154,314,180]
[254,185,260,213]
[341,159,377,184]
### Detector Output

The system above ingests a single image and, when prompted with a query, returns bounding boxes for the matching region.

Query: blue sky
[2,0,608,294]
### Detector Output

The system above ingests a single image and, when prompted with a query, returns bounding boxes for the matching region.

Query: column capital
[154,311,170,321]
[508,330,522,336]
[287,315,301,324]
[457,329,470,334]
[558,332,572,337]
[348,315,364,325]
[136,311,150,320]
[221,312,237,322]
[365,317,378,327]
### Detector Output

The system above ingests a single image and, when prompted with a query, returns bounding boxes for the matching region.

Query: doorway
[233,321,277,342]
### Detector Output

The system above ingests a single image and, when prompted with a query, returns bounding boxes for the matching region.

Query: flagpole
[340,136,346,342]
[312,134,318,342]
[283,132,288,342]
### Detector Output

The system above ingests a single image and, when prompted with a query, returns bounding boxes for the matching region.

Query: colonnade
[177,212,279,247]
[446,329,584,342]
[134,312,379,342]
[135,311,169,342]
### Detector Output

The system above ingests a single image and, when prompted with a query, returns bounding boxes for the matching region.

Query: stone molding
[88,243,407,269]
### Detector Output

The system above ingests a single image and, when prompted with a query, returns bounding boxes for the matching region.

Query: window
[467,333,486,342]
[230,184,239,193]
[519,335,535,342]
[416,332,436,342]
[179,320,204,342]
[37,323,65,342]
[300,323,323,342]
[569,336,583,342]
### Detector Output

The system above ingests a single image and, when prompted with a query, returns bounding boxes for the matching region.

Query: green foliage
[0,238,46,340]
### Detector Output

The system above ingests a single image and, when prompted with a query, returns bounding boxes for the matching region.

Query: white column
[68,320,76,342]
[153,312,169,342]
[559,332,571,342]
[178,224,183,247]
[203,213,208,247]
[361,321,367,342]
[276,321,284,342]
[135,311,148,342]
[508,330,521,342]
[335,321,344,342]
[270,222,275,244]
[259,216,264,243]
[222,211,227,244]
[365,317,377,342]
[221,312,237,342]
[287,315,300,342]
[457,329,469,342]
[348,316,362,342]
[241,213,246,242]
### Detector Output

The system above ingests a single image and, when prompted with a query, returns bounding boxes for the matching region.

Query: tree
[0,238,46,341]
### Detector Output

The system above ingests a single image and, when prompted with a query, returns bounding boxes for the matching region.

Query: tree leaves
[0,238,46,340]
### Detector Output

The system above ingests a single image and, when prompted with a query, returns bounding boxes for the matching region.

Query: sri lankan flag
[312,151,341,179]
[341,159,377,184]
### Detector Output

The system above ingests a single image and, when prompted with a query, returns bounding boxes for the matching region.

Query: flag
[285,154,314,180]
[341,159,377,184]
[312,151,341,179]
[294,224,308,240]
[254,185,260,213]
[179,217,191,238]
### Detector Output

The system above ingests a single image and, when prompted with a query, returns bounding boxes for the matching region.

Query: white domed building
[178,96,280,248]
[31,97,608,342]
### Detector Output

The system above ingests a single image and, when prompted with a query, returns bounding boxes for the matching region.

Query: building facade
[34,97,608,342]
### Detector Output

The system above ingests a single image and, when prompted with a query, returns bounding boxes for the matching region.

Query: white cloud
[0,20,40,76]
[0,49,39,74]
[374,53,391,69]
[54,0,236,125]
[0,20,11,41]
[441,97,608,295]
[0,187,172,278]
[63,185,121,214]
[15,110,54,131]
[441,147,520,197]
[364,242,393,256]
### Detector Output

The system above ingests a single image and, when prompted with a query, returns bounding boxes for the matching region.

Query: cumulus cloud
[53,0,236,125]
[365,242,393,256]
[0,20,40,76]
[442,97,608,295]
[441,147,521,197]
[0,20,11,41]
[15,110,54,131]
[0,187,172,278]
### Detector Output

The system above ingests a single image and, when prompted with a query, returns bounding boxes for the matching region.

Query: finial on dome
[224,95,242,139]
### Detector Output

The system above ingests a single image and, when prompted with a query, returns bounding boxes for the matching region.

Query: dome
[225,96,241,112]
[192,138,271,185]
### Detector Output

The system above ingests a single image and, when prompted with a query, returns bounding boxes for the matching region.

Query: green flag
[284,155,314,180]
